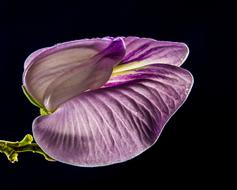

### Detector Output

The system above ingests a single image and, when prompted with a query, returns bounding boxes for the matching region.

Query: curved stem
[0,134,55,163]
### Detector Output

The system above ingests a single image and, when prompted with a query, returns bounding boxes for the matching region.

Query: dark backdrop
[0,0,232,188]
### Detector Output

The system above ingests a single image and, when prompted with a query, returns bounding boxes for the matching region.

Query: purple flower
[23,36,193,167]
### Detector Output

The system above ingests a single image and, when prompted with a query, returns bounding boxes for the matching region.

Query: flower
[22,36,193,167]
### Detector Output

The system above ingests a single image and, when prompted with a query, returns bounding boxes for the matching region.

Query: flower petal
[23,38,125,111]
[112,37,189,74]
[32,64,193,167]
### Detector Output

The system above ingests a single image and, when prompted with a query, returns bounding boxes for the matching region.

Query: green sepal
[22,85,52,116]
[40,108,52,116]
[22,85,43,108]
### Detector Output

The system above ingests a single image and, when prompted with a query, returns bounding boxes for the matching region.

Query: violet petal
[33,64,193,167]
[121,36,189,66]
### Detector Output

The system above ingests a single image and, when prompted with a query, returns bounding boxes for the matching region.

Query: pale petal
[23,38,125,111]
[33,64,193,167]
[24,47,48,70]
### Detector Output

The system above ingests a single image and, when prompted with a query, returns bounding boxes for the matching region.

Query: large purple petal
[23,37,125,111]
[33,64,193,167]
[121,36,189,66]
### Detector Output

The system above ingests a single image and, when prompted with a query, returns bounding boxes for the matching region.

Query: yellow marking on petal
[112,61,149,74]
[111,62,152,77]
[111,70,135,77]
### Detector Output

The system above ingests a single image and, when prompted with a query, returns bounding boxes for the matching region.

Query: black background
[0,0,233,188]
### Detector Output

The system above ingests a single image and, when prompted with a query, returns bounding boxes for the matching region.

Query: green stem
[0,134,55,163]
